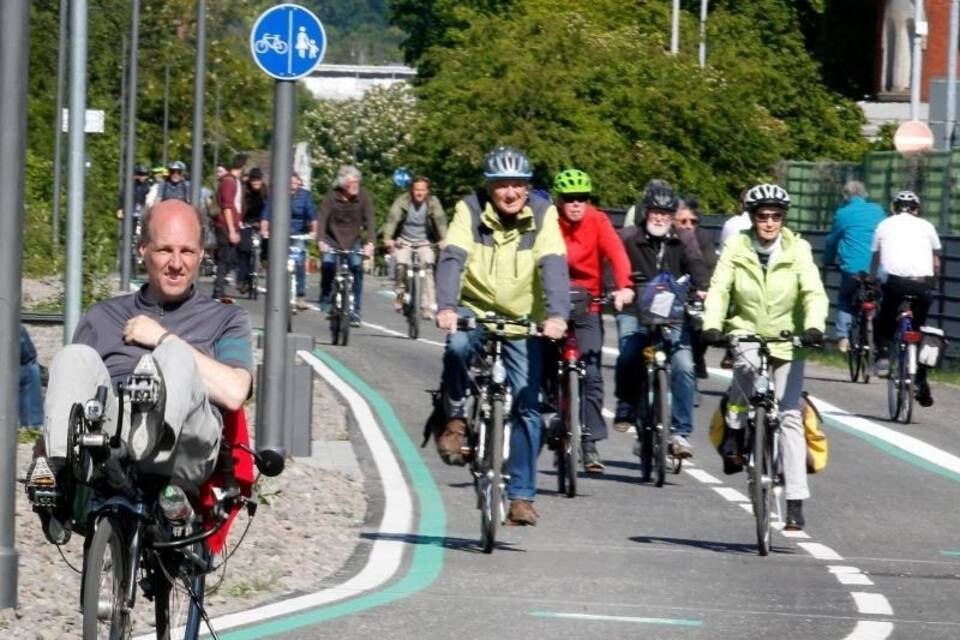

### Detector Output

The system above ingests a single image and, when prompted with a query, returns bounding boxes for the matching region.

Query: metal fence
[776,151,960,234]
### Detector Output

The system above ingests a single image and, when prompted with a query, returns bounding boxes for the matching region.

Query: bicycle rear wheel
[751,408,772,556]
[153,545,207,640]
[82,515,131,640]
[562,368,580,498]
[887,348,908,421]
[654,368,670,488]
[480,398,505,553]
[862,320,873,384]
[895,347,914,424]
[847,317,862,382]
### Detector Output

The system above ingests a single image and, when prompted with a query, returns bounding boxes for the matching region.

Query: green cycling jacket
[435,190,569,332]
[704,227,828,361]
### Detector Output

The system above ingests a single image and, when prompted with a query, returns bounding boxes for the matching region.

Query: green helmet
[553,168,592,195]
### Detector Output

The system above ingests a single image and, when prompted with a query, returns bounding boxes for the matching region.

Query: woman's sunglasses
[753,212,784,222]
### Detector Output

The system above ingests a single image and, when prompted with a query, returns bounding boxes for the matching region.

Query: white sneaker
[837,337,850,353]
[670,434,693,459]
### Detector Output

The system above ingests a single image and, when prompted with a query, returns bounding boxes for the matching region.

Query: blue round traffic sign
[250,4,326,80]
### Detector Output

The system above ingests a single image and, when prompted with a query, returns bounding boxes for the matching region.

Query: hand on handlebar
[364,242,375,258]
[436,309,459,334]
[702,328,725,346]
[612,287,634,312]
[803,328,824,348]
[384,238,395,251]
[318,240,331,253]
[542,316,567,340]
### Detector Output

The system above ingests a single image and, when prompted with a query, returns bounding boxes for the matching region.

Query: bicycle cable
[56,542,82,574]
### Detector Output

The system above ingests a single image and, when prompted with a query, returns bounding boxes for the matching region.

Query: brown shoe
[507,499,538,526]
[421,309,434,321]
[394,292,405,313]
[437,418,468,466]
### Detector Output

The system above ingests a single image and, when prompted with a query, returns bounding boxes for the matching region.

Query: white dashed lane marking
[712,487,750,503]
[842,620,894,640]
[683,469,721,484]
[797,542,845,561]
[829,566,875,586]
[850,592,894,616]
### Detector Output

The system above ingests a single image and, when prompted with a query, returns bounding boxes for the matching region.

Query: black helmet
[642,184,679,213]
[134,164,149,176]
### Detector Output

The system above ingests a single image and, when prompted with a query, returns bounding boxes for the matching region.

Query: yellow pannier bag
[708,392,828,474]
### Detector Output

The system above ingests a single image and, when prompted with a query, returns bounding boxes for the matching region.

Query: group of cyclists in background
[113,145,945,537]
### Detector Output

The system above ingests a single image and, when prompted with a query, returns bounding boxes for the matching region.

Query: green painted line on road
[820,415,960,485]
[221,348,447,639]
[530,611,703,627]
[940,550,960,557]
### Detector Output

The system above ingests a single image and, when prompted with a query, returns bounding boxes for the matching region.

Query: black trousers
[877,276,935,350]
[212,227,236,298]
[542,311,607,441]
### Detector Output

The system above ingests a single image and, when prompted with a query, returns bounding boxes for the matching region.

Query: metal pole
[120,0,140,293]
[941,0,960,232]
[213,76,220,171]
[64,0,89,343]
[670,0,680,54]
[190,0,206,209]
[52,0,68,247]
[260,80,294,459]
[162,63,170,168]
[117,35,127,199]
[0,0,30,609]
[698,0,709,68]
[910,0,925,121]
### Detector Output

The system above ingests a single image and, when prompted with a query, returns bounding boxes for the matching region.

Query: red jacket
[558,205,632,296]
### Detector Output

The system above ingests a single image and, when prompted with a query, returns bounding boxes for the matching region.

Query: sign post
[251,3,325,463]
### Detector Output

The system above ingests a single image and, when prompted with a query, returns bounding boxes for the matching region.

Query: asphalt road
[228,273,960,640]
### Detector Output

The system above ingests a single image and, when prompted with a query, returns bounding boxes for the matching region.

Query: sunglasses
[562,193,590,203]
[754,212,784,222]
[675,217,698,226]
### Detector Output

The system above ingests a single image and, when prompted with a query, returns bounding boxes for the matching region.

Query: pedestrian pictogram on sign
[250,4,326,80]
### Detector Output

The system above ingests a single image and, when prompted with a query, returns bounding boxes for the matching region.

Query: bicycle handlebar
[289,234,314,241]
[726,331,818,349]
[456,313,539,335]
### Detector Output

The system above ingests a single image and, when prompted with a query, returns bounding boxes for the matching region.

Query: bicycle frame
[636,322,680,484]
[888,298,921,422]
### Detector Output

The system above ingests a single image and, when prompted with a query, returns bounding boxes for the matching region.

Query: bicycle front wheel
[82,516,131,640]
[340,286,352,346]
[654,368,670,487]
[481,398,505,553]
[563,368,580,498]
[751,408,772,556]
[407,274,420,340]
[153,545,207,640]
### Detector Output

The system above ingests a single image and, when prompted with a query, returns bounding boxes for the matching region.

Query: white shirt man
[871,211,941,277]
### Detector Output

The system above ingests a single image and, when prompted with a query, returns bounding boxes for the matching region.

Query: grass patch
[17,427,42,445]
[225,570,282,599]
[806,349,960,386]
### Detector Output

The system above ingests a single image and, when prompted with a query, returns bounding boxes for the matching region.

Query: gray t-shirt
[73,284,253,387]
[400,201,428,243]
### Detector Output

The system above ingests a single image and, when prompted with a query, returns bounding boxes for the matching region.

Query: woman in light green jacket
[703,183,828,532]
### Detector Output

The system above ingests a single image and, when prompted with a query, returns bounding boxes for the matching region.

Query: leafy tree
[302,84,417,225]
[388,0,512,67]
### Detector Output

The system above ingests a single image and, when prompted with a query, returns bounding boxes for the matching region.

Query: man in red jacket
[552,169,633,472]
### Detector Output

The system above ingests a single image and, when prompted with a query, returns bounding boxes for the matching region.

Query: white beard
[646,220,670,237]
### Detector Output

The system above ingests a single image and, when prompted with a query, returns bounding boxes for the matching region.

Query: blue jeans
[614,314,695,436]
[834,271,858,340]
[442,314,544,501]
[20,327,43,427]
[320,243,363,317]
[290,238,307,297]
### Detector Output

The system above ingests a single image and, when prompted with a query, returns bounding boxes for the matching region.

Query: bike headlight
[654,350,667,366]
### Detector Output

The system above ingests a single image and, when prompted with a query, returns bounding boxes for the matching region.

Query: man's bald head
[141,200,205,248]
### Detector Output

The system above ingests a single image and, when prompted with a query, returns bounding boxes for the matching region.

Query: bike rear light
[903,331,922,344]
[861,302,875,312]
[562,336,580,361]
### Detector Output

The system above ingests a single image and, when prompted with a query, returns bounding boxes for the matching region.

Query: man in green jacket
[703,183,828,531]
[434,146,569,527]
[382,176,448,319]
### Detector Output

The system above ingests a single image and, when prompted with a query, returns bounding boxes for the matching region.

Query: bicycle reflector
[562,335,580,361]
[861,302,876,312]
[903,330,923,344]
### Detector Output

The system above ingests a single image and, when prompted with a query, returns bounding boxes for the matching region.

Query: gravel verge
[4,281,367,638]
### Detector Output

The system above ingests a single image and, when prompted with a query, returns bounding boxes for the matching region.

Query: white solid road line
[712,486,750,502]
[150,350,416,636]
[797,542,845,561]
[829,566,875,586]
[842,621,895,640]
[850,592,894,616]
